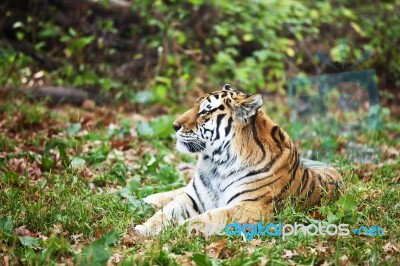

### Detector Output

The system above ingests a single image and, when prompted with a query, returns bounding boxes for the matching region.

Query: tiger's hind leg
[143,187,186,209]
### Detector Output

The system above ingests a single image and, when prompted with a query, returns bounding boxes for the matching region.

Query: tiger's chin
[176,140,205,154]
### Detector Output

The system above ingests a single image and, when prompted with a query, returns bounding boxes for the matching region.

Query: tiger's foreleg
[134,191,199,236]
[184,201,273,232]
[135,194,274,237]
[142,187,186,209]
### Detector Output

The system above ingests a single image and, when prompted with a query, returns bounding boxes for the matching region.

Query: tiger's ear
[234,94,263,121]
[222,84,232,91]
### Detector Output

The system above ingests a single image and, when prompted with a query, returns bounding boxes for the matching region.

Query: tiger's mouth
[176,139,206,153]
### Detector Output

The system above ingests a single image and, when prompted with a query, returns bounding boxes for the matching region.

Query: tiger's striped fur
[133,85,344,236]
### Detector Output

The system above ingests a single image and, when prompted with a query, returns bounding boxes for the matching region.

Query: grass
[0,96,399,265]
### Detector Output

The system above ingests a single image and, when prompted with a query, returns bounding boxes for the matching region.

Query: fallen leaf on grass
[206,239,228,259]
[169,252,195,266]
[8,158,28,173]
[316,242,327,253]
[107,253,124,265]
[259,257,269,266]
[50,223,63,235]
[121,234,134,247]
[82,99,96,110]
[14,226,32,237]
[281,249,297,259]
[297,246,309,256]
[389,176,400,184]
[2,254,9,266]
[18,236,41,247]
[339,255,348,266]
[383,242,399,254]
[311,210,325,220]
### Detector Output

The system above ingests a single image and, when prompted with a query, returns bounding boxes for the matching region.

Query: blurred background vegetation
[1,1,400,264]
[0,0,399,109]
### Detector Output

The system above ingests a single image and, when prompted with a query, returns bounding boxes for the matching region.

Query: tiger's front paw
[129,224,149,238]
[129,224,162,237]
[142,194,162,208]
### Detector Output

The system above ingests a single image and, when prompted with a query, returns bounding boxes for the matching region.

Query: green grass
[0,97,399,265]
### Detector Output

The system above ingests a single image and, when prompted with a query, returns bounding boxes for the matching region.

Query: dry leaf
[259,257,269,266]
[339,255,348,266]
[206,239,228,259]
[82,99,96,110]
[50,223,63,235]
[14,226,32,237]
[383,242,399,253]
[107,253,124,266]
[281,249,297,259]
[3,255,9,266]
[389,176,400,184]
[316,242,327,253]
[169,252,195,266]
[297,246,309,255]
[122,234,134,247]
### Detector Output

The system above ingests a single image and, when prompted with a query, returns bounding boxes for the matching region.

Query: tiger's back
[185,104,344,214]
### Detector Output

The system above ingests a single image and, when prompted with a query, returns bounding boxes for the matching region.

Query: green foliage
[1,98,399,265]
[75,230,119,265]
[137,115,176,139]
[0,215,13,236]
[1,1,399,102]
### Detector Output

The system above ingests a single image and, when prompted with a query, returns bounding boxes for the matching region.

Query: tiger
[132,84,344,236]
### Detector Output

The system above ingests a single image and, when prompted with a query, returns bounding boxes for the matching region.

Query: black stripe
[287,148,299,174]
[241,175,274,185]
[212,146,222,155]
[317,173,322,185]
[271,125,281,148]
[222,157,277,192]
[223,145,283,185]
[225,117,233,135]
[305,179,316,199]
[277,150,300,198]
[185,193,200,214]
[241,194,267,202]
[241,152,280,179]
[282,156,300,191]
[198,173,210,190]
[251,116,266,158]
[203,127,214,139]
[226,177,280,204]
[326,173,335,183]
[297,169,310,196]
[279,129,285,142]
[214,114,225,141]
[184,207,190,219]
[192,181,204,212]
[223,141,230,149]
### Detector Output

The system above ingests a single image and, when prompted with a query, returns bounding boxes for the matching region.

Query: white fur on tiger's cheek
[176,140,192,154]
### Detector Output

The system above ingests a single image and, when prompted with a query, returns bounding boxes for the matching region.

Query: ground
[0,95,399,265]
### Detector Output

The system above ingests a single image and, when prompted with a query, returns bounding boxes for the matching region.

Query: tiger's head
[173,84,263,156]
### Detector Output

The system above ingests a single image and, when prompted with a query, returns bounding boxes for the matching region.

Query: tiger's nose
[173,124,182,132]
